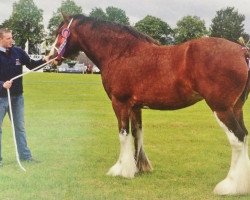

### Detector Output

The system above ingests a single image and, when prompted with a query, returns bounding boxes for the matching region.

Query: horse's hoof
[213,178,237,195]
[214,177,250,195]
[107,161,137,178]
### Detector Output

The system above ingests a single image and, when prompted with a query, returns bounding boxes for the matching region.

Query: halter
[51,18,74,60]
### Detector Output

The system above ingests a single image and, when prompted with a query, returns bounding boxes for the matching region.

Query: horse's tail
[238,36,250,101]
[242,48,250,101]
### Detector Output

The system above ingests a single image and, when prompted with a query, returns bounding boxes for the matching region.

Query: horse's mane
[72,14,159,45]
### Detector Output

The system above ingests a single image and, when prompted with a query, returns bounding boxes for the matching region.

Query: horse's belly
[134,90,203,110]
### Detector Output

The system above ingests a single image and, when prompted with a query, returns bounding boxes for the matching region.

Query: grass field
[0,73,250,200]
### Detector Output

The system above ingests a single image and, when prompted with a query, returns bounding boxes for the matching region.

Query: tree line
[0,0,249,54]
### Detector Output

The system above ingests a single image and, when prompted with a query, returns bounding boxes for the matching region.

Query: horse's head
[47,13,80,66]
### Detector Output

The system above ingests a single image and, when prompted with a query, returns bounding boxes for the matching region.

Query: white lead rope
[7,88,26,171]
[7,57,57,171]
[11,58,57,81]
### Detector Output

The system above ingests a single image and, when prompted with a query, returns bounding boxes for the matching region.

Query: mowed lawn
[0,73,250,200]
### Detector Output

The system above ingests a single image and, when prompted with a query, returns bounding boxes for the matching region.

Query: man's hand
[3,80,13,89]
[43,55,50,62]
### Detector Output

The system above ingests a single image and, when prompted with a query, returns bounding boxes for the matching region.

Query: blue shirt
[0,46,44,96]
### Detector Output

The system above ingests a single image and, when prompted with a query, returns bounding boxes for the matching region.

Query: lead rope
[8,18,74,171]
[7,58,57,171]
[7,88,26,171]
[7,18,73,172]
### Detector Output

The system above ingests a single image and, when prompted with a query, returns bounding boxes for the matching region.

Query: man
[0,28,48,166]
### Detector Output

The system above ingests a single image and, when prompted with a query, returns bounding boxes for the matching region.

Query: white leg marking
[214,112,250,195]
[107,131,137,178]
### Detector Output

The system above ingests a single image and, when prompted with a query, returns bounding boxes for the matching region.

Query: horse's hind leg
[213,109,250,195]
[131,108,152,172]
[233,96,248,135]
[106,99,137,178]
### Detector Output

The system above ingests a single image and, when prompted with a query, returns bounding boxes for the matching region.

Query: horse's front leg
[131,108,152,172]
[106,99,137,178]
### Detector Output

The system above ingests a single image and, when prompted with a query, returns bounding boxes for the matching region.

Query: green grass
[0,73,250,199]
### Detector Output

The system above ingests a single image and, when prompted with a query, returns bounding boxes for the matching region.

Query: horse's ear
[61,12,70,22]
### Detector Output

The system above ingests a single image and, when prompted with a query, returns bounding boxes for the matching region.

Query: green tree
[48,0,82,40]
[3,0,44,53]
[174,15,208,44]
[210,7,246,42]
[135,15,173,45]
[106,7,130,25]
[89,7,108,21]
[0,19,12,29]
[89,6,129,25]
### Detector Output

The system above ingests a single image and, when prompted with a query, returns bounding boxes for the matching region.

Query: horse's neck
[77,25,149,69]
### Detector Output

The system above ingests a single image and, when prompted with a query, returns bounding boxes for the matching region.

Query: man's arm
[19,48,47,70]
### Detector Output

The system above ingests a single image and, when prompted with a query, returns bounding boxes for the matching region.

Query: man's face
[0,32,13,48]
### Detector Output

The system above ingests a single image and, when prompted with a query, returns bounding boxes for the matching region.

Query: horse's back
[133,37,248,110]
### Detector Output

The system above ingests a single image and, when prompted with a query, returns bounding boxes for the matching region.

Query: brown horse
[48,14,250,195]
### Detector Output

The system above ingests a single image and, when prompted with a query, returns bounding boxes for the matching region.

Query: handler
[0,28,48,166]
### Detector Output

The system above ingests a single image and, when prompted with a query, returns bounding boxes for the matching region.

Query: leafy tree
[135,15,173,45]
[174,15,208,44]
[89,6,130,25]
[89,7,108,21]
[106,7,130,25]
[3,0,44,53]
[210,7,246,42]
[48,0,82,40]
[0,19,12,29]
